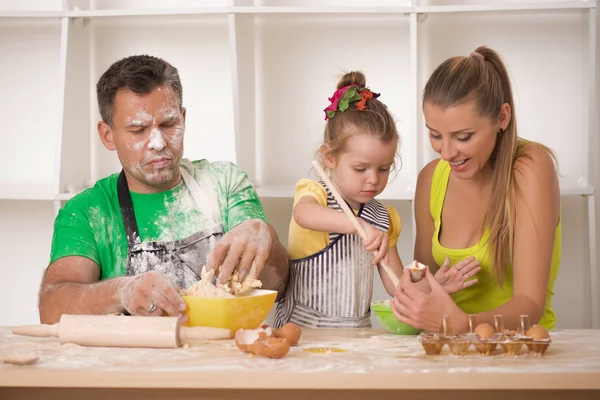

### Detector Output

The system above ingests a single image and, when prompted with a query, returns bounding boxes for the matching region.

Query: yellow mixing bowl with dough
[182,289,278,333]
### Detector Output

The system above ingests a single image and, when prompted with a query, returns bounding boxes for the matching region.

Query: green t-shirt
[50,159,267,280]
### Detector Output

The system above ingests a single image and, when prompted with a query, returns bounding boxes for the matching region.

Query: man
[38,55,289,324]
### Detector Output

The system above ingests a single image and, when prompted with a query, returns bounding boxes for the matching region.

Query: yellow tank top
[430,160,561,329]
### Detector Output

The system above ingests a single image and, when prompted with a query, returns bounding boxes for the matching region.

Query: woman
[392,46,561,333]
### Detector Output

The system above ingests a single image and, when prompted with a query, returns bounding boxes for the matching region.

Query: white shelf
[0,11,63,17]
[254,181,594,200]
[0,182,591,202]
[415,1,595,13]
[2,182,590,202]
[67,7,414,17]
[0,191,76,201]
[561,186,595,196]
[1,2,590,18]
[53,192,79,201]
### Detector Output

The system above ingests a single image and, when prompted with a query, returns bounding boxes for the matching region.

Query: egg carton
[417,314,552,356]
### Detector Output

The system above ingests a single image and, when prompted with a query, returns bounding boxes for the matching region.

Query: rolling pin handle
[12,324,60,338]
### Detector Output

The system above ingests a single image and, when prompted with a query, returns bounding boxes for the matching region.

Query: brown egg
[277,323,302,346]
[526,325,550,340]
[474,323,495,339]
[253,337,291,359]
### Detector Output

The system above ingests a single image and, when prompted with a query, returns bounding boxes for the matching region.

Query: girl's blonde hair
[318,71,399,167]
[423,46,557,283]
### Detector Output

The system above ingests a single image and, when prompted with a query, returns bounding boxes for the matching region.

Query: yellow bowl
[182,289,278,333]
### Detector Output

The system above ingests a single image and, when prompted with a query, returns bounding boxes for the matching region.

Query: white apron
[274,181,390,329]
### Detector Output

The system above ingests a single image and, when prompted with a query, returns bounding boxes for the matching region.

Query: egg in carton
[471,324,501,355]
[467,315,507,356]
[496,315,552,356]
[521,325,552,356]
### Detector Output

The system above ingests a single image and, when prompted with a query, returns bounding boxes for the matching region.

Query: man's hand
[118,271,188,322]
[206,219,273,286]
[434,256,481,294]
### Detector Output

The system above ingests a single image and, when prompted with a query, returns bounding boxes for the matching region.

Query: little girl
[274,72,476,329]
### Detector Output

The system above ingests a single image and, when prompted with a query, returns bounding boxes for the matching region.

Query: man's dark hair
[96,55,183,127]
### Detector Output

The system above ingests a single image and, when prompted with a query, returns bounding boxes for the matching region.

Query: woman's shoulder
[416,158,445,196]
[512,142,560,216]
[417,158,442,184]
[513,141,558,185]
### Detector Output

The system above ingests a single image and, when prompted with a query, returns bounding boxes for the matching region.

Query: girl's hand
[434,256,481,294]
[392,266,467,334]
[357,218,389,266]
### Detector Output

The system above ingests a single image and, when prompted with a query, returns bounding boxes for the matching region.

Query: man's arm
[38,256,126,324]
[257,223,289,301]
[205,161,290,301]
[39,257,188,325]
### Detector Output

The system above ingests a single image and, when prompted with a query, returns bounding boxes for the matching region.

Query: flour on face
[119,86,185,192]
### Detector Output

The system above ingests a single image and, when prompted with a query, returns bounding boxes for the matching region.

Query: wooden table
[1,327,599,399]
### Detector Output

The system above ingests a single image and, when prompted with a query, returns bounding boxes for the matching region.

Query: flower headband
[323,84,380,121]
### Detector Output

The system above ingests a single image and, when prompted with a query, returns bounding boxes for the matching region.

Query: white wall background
[0,0,597,329]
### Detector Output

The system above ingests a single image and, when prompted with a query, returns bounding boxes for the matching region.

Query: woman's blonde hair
[318,71,399,167]
[423,46,557,283]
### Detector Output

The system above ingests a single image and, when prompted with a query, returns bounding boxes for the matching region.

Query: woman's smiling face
[424,99,508,180]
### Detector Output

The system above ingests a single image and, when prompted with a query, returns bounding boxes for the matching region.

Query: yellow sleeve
[293,178,328,207]
[288,179,330,260]
[386,206,402,248]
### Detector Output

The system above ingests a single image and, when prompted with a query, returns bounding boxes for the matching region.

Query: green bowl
[371,301,423,335]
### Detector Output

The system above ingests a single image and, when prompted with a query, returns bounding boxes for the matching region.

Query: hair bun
[337,71,367,90]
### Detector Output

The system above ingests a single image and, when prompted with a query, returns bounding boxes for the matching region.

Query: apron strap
[117,170,140,246]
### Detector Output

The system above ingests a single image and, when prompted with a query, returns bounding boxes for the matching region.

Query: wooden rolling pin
[12,314,232,349]
[312,161,400,288]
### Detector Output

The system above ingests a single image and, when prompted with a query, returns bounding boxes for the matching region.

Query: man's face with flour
[99,84,186,194]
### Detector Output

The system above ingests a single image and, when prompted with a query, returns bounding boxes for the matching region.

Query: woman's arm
[414,159,440,273]
[472,146,559,329]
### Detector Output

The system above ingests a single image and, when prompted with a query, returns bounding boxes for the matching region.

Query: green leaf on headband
[327,110,336,119]
[338,86,361,113]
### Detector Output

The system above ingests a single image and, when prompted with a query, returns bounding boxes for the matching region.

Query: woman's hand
[392,267,467,334]
[357,218,389,266]
[434,256,481,294]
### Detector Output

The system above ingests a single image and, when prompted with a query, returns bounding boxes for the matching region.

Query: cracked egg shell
[277,323,302,346]
[258,325,276,340]
[234,328,261,353]
[253,337,291,359]
[408,260,427,283]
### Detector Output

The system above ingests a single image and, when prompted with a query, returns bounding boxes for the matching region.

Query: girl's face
[424,100,510,181]
[324,133,397,209]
